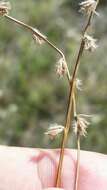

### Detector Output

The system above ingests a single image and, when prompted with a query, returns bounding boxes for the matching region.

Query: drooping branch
[4,14,70,81]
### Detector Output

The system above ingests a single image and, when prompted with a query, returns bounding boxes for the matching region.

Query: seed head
[73,114,91,137]
[0,1,11,16]
[79,0,98,16]
[56,58,67,77]
[83,34,98,52]
[44,123,64,140]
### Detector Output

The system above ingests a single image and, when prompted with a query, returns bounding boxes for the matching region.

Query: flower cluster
[56,58,67,77]
[45,123,64,140]
[79,0,98,16]
[73,114,91,137]
[0,1,11,16]
[83,34,98,52]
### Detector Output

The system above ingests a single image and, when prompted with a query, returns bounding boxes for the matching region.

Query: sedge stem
[55,0,100,186]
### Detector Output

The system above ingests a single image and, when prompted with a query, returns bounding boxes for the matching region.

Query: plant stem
[56,36,84,188]
[55,0,100,186]
[74,133,80,190]
[4,14,70,81]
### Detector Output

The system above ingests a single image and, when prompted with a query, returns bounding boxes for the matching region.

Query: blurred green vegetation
[0,0,107,153]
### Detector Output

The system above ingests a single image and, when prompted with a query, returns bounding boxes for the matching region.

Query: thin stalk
[56,36,84,188]
[4,14,70,81]
[73,92,77,118]
[56,0,100,187]
[74,133,80,190]
[72,80,79,190]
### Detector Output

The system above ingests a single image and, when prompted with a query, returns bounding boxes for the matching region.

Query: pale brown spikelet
[44,123,64,140]
[0,1,11,16]
[79,0,98,16]
[83,34,98,52]
[32,34,45,45]
[32,28,47,45]
[56,58,67,77]
[73,114,91,137]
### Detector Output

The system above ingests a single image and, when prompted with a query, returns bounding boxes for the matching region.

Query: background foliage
[0,0,107,153]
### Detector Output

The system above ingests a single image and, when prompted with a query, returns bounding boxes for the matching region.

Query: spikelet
[79,0,98,16]
[83,34,98,52]
[45,123,64,140]
[56,58,67,77]
[0,1,11,16]
[73,114,91,136]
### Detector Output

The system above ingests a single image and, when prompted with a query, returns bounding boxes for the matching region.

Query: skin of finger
[38,149,107,190]
[0,146,107,190]
[44,188,64,190]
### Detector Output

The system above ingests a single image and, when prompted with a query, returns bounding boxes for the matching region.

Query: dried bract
[73,114,90,136]
[56,58,67,77]
[45,123,64,140]
[0,1,11,16]
[79,0,98,16]
[83,34,98,52]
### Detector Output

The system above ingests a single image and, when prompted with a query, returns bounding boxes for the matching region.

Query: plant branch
[4,14,70,81]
